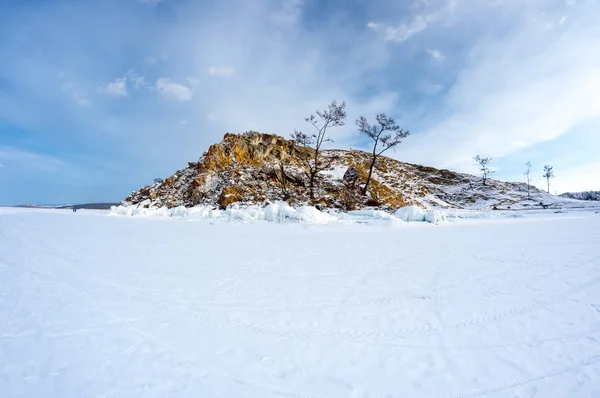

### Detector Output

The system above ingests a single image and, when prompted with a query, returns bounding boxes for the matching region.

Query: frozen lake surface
[1,208,599,397]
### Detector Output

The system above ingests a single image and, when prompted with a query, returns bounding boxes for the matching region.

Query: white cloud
[426,49,445,61]
[403,6,600,172]
[98,78,128,96]
[418,81,445,94]
[369,8,444,42]
[0,162,4,168]
[186,77,199,86]
[271,0,304,27]
[133,76,146,89]
[145,57,158,64]
[126,70,147,89]
[155,78,193,101]
[74,95,90,107]
[180,120,188,125]
[384,15,431,42]
[368,0,463,43]
[61,82,91,107]
[551,160,600,194]
[0,146,66,171]
[208,66,235,77]
[97,72,146,97]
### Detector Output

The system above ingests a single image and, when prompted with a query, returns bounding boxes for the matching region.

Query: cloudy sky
[0,0,599,205]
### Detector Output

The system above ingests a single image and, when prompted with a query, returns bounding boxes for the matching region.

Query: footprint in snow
[577,366,600,383]
[350,388,368,398]
[22,360,50,386]
[261,356,286,379]
[510,385,538,398]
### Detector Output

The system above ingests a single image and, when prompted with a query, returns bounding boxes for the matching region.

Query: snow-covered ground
[1,207,600,398]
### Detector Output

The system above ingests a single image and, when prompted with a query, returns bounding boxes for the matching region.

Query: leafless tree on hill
[524,161,532,200]
[474,155,494,186]
[276,154,291,201]
[290,129,310,147]
[291,100,346,199]
[543,165,554,194]
[356,113,409,195]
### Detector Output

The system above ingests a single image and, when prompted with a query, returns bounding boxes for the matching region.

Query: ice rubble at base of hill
[110,202,447,225]
[393,205,446,223]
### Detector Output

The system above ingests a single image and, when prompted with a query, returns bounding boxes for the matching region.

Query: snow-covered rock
[111,202,335,225]
[111,202,452,225]
[393,205,446,224]
[424,209,446,224]
[394,205,427,222]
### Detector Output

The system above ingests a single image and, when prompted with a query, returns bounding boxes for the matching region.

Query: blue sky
[0,0,599,205]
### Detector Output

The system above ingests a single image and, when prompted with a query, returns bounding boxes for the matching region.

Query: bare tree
[290,129,311,147]
[291,100,346,199]
[474,155,495,186]
[524,161,532,200]
[275,145,295,201]
[356,113,409,195]
[543,165,554,194]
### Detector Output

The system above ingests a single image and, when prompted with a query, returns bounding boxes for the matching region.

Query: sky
[0,0,599,205]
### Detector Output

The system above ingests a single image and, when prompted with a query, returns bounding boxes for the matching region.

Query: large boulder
[343,167,359,186]
[218,186,244,209]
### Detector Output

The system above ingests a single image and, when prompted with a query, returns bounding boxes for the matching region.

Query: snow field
[0,208,599,397]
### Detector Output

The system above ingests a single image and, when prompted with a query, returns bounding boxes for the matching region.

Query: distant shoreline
[13,203,119,210]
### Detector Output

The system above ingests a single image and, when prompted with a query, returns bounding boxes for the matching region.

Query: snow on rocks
[123,132,600,213]
[322,165,349,181]
[262,202,335,224]
[110,201,336,225]
[394,205,426,222]
[111,202,446,225]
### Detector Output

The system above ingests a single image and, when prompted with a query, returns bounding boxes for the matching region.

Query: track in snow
[1,208,600,398]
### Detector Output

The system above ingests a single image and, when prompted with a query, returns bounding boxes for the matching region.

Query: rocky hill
[559,191,600,201]
[123,131,564,211]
